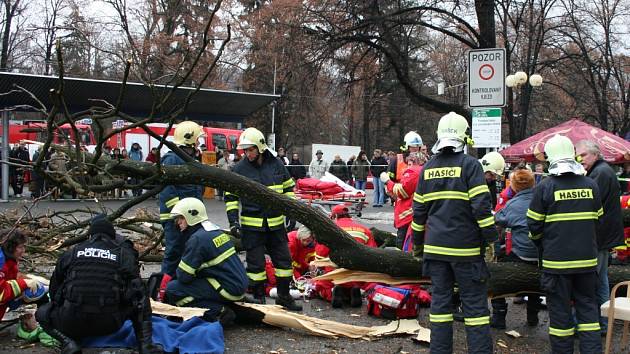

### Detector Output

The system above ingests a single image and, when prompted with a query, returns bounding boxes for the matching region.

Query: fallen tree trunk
[51,147,630,297]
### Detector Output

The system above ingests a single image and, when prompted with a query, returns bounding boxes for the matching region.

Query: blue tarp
[82,316,224,354]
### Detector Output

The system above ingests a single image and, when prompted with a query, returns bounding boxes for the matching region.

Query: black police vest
[63,234,126,313]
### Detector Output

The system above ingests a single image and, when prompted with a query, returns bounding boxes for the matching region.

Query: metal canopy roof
[0,72,278,123]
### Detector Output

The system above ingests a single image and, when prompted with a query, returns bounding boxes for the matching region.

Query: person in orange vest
[386,131,427,182]
[313,205,377,308]
[380,141,425,251]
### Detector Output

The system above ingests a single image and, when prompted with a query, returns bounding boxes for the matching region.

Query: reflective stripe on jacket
[527,174,602,274]
[225,150,295,231]
[385,164,422,228]
[412,151,497,261]
[176,223,248,299]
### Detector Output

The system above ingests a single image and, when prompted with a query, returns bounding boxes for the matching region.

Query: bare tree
[553,0,629,134]
[0,0,30,70]
[29,0,68,75]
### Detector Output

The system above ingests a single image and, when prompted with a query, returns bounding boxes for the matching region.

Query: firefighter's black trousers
[541,271,601,354]
[242,228,293,286]
[424,259,492,354]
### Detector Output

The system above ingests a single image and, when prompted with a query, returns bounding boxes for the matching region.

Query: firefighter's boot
[350,287,362,308]
[490,300,508,329]
[276,277,302,311]
[245,283,266,304]
[331,286,344,308]
[135,321,164,354]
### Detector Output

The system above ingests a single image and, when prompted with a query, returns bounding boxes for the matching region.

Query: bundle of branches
[1,204,163,263]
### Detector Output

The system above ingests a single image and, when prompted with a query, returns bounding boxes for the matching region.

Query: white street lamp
[505,74,517,88]
[529,74,543,87]
[514,71,528,85]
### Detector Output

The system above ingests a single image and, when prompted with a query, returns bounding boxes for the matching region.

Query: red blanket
[296,178,344,195]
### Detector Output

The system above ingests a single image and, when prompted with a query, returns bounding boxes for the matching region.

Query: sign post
[472,108,502,148]
[468,48,506,108]
[267,133,276,151]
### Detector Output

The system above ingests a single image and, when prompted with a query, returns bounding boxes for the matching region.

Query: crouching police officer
[35,215,163,354]
[165,198,248,325]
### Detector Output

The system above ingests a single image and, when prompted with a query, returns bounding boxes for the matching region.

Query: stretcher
[294,173,366,216]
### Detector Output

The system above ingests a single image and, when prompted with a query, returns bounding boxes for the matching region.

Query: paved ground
[0,191,625,353]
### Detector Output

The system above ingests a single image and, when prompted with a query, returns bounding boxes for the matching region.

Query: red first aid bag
[366,284,429,319]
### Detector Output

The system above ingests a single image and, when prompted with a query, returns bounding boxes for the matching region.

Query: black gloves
[230,224,241,239]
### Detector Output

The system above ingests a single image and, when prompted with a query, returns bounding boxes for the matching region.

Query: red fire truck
[3,121,241,159]
[1,121,96,158]
[105,123,242,157]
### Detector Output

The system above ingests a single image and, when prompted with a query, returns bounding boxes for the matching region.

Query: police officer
[165,198,247,325]
[225,127,302,311]
[35,215,162,354]
[527,135,602,354]
[158,121,205,291]
[412,112,497,354]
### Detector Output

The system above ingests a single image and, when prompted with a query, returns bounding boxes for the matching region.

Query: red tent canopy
[500,118,630,164]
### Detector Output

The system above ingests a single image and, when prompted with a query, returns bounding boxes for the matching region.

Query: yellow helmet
[479,151,505,175]
[403,131,423,149]
[436,112,469,141]
[170,197,208,226]
[545,134,575,165]
[237,127,268,152]
[173,121,204,147]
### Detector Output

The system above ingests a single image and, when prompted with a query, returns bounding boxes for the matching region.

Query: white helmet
[403,131,423,149]
[170,197,208,226]
[437,112,469,141]
[479,151,505,175]
[545,134,585,175]
[433,112,471,152]
[545,135,576,165]
[237,127,268,152]
[173,121,205,147]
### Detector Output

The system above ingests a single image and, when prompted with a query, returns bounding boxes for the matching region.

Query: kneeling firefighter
[35,215,163,354]
[165,198,248,325]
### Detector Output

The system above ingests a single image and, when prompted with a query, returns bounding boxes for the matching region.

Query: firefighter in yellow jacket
[527,134,602,353]
[412,112,497,354]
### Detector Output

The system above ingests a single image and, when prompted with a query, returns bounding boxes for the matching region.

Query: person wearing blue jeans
[370,149,387,207]
[351,150,370,192]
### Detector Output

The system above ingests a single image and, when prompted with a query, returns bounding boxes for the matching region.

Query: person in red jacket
[0,229,41,320]
[288,225,317,279]
[264,225,317,295]
[314,205,377,308]
[380,150,424,251]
